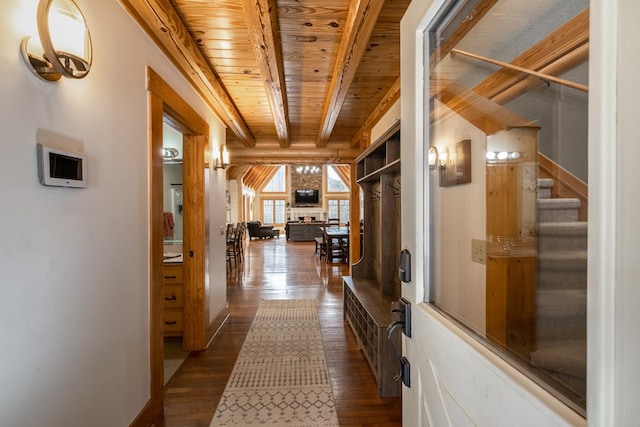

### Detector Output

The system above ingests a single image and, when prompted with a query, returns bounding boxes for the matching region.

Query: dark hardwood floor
[159,236,402,426]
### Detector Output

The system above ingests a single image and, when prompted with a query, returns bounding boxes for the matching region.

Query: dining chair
[315,225,327,261]
[226,224,237,268]
[234,222,245,264]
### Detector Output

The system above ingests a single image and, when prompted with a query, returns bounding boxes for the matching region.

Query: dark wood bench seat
[343,276,401,397]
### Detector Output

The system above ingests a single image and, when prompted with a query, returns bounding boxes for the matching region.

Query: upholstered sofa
[247,221,279,239]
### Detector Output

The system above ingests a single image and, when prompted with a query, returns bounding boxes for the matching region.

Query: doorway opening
[131,67,210,426]
[162,121,189,384]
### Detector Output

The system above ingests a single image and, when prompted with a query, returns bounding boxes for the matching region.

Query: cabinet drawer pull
[164,321,178,325]
[164,275,177,279]
[164,296,177,301]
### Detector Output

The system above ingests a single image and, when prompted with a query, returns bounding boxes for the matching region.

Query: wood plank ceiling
[121,0,410,166]
[120,0,588,171]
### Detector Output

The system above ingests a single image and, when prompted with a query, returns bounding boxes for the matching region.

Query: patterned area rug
[210,299,339,426]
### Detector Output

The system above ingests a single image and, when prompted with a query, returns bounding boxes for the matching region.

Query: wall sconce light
[20,0,92,82]
[486,151,521,162]
[162,147,179,163]
[428,146,439,170]
[213,144,230,170]
[439,148,449,170]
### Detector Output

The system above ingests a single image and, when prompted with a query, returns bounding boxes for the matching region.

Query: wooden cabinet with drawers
[162,263,184,337]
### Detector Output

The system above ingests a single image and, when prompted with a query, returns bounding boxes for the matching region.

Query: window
[262,199,286,225]
[327,166,349,192]
[263,166,285,192]
[327,198,349,225]
[426,0,588,413]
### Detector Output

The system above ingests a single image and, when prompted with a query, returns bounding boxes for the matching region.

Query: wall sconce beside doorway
[439,148,449,170]
[428,146,439,171]
[20,0,93,82]
[213,144,230,170]
[439,140,471,188]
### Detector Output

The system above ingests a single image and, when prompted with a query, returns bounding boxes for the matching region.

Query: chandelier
[296,165,320,174]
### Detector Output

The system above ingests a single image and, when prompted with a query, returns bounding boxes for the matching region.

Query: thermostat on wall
[37,143,87,188]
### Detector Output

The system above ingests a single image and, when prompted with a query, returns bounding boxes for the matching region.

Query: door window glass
[426,0,588,413]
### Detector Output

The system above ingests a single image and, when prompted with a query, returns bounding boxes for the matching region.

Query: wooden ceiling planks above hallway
[241,0,290,148]
[120,0,256,148]
[315,0,386,148]
[121,0,410,163]
[121,0,586,165]
[242,165,280,191]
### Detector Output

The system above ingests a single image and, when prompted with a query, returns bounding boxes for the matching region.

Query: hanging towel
[163,212,175,237]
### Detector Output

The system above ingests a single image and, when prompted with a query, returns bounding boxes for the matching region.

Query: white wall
[371,100,400,143]
[208,131,228,330]
[243,187,256,221]
[432,101,487,333]
[228,180,238,224]
[0,0,227,425]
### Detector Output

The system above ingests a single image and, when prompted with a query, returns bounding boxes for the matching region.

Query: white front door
[396,0,621,425]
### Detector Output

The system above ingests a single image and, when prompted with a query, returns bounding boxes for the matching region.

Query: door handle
[391,297,411,337]
[387,297,412,388]
[399,249,411,283]
[387,320,410,388]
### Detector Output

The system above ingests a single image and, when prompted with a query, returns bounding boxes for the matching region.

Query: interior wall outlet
[220,225,226,236]
[471,239,486,264]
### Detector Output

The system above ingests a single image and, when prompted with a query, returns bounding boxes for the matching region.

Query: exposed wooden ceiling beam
[430,0,500,64]
[469,9,589,98]
[243,165,278,191]
[225,165,239,181]
[242,166,262,190]
[246,168,261,190]
[230,148,361,165]
[242,0,290,148]
[226,164,251,181]
[452,48,588,92]
[350,77,400,149]
[316,0,385,148]
[254,167,274,190]
[491,42,589,104]
[437,85,537,135]
[440,8,589,115]
[119,0,256,147]
[256,167,281,192]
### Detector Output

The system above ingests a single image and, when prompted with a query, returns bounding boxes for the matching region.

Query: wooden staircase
[531,178,587,399]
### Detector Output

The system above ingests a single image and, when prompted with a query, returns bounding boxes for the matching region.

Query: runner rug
[210,299,339,426]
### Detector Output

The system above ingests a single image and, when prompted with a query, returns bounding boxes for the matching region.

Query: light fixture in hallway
[20,0,93,82]
[296,165,320,174]
[213,144,230,170]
